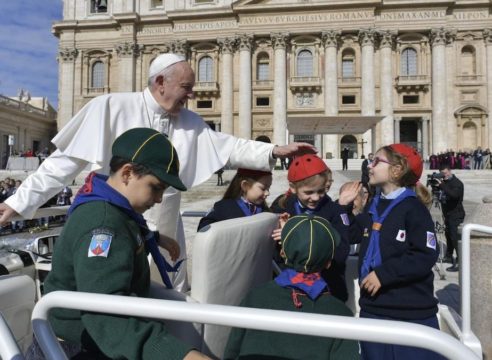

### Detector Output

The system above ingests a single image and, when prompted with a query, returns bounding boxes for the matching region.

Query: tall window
[256,53,270,80]
[198,56,213,82]
[342,49,355,78]
[296,49,313,77]
[461,46,476,75]
[400,48,417,76]
[91,61,104,88]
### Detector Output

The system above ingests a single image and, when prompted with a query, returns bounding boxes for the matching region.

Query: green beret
[281,214,341,273]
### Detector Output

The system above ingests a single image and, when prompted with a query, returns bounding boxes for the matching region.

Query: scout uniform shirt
[43,178,193,359]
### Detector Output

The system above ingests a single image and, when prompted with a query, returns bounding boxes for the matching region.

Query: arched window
[461,46,476,75]
[297,49,313,77]
[400,48,417,76]
[198,56,213,82]
[342,49,355,78]
[256,53,270,81]
[91,61,104,88]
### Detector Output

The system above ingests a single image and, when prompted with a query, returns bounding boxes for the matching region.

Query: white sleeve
[5,150,88,219]
[228,138,276,171]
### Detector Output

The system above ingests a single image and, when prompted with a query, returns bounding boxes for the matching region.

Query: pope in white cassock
[0,54,315,292]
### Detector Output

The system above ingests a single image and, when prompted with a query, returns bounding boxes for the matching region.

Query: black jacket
[357,196,439,320]
[439,175,465,218]
[271,194,350,302]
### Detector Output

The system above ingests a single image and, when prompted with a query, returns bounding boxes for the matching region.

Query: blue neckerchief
[294,196,327,215]
[236,198,263,217]
[69,172,182,289]
[275,268,328,301]
[359,188,416,281]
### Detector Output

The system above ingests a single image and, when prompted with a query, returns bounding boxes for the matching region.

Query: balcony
[338,76,361,88]
[395,75,430,92]
[253,80,274,89]
[194,81,219,96]
[456,75,484,85]
[289,76,322,93]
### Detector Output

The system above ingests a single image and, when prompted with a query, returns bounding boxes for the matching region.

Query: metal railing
[32,291,480,360]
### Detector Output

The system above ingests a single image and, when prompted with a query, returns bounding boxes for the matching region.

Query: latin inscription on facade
[138,26,173,35]
[174,20,238,32]
[241,11,373,25]
[378,10,446,21]
[453,11,488,20]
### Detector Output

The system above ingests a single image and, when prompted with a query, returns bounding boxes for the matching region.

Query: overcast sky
[0,1,63,108]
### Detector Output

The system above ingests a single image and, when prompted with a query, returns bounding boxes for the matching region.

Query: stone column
[218,37,236,135]
[430,28,448,153]
[379,30,396,147]
[115,42,141,92]
[446,29,457,150]
[271,33,289,146]
[483,29,492,148]
[57,48,78,129]
[172,40,190,59]
[238,34,253,139]
[359,29,377,152]
[322,30,340,158]
[394,117,401,143]
[422,117,430,159]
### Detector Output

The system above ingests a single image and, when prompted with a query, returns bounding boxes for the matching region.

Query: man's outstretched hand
[272,142,317,159]
[0,203,17,225]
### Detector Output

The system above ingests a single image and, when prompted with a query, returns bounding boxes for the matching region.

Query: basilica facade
[53,0,492,158]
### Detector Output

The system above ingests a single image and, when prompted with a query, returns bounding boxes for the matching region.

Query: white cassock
[6,88,275,291]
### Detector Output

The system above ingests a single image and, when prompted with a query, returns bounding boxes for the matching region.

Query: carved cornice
[237,34,254,51]
[115,42,141,57]
[358,28,377,47]
[58,48,78,62]
[172,40,189,57]
[217,37,236,54]
[270,32,290,50]
[483,29,492,45]
[321,30,341,48]
[379,30,397,50]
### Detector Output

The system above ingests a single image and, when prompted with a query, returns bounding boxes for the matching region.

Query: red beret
[389,144,423,179]
[288,154,328,182]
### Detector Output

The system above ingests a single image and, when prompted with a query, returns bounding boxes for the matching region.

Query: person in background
[224,214,359,360]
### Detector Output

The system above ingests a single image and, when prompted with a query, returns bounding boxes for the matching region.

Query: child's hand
[272,228,282,243]
[338,181,362,206]
[279,212,290,228]
[183,350,212,360]
[360,271,381,296]
[158,234,180,262]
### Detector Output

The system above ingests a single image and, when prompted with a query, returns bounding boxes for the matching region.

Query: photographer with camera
[434,164,465,272]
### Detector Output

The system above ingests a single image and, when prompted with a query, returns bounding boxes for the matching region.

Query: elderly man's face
[156,62,195,115]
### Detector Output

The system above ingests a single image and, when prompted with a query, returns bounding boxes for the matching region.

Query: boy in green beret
[42,128,210,360]
[224,214,359,360]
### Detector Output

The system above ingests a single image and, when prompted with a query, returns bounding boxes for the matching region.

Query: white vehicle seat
[191,212,278,359]
[0,274,36,353]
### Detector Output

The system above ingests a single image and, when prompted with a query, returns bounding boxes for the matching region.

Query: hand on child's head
[272,228,282,243]
[279,212,290,227]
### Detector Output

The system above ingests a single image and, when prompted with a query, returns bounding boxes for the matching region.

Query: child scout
[43,128,210,360]
[224,214,359,360]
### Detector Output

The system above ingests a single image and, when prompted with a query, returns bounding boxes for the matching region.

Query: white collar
[381,187,406,199]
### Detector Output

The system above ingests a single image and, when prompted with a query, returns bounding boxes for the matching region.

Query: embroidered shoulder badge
[426,231,437,250]
[396,230,406,242]
[88,229,113,258]
[340,213,350,226]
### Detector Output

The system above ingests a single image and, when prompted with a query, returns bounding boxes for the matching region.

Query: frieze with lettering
[241,11,373,26]
[174,20,238,32]
[378,10,446,22]
[138,26,173,36]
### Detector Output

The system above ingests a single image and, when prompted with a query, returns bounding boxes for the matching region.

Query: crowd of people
[428,146,491,170]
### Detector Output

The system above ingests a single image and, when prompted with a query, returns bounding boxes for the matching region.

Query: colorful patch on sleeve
[426,231,437,250]
[88,230,113,258]
[340,213,350,226]
[396,229,406,242]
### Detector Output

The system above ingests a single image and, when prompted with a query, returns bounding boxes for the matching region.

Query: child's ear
[120,164,133,184]
[288,182,297,194]
[240,180,250,194]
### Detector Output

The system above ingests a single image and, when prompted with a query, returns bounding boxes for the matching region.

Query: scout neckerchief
[293,195,327,215]
[275,268,329,308]
[359,187,416,281]
[236,197,263,216]
[69,172,182,289]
